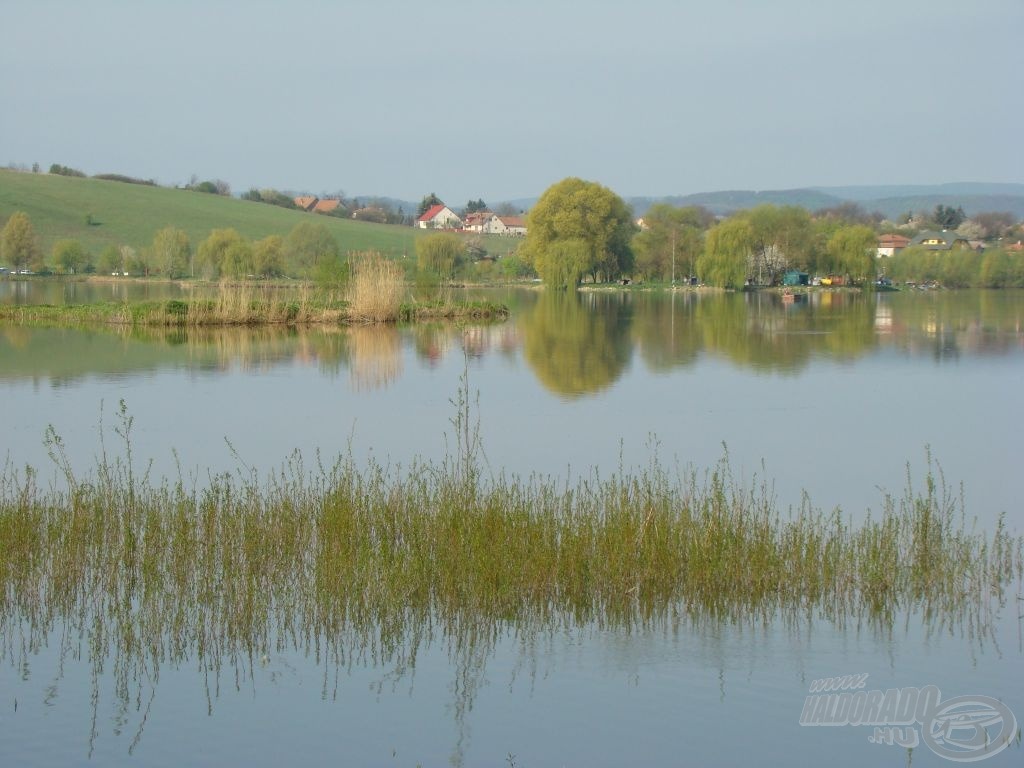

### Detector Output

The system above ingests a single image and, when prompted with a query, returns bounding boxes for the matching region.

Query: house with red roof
[876,233,910,258]
[416,204,462,230]
[313,198,343,215]
[293,195,318,211]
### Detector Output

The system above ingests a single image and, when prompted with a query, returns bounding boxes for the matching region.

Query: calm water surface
[1,281,1022,766]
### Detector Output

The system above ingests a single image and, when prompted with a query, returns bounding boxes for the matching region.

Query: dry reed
[346,251,407,323]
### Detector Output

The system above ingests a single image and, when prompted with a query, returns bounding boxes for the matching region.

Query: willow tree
[826,225,877,284]
[416,232,464,280]
[697,217,754,288]
[196,228,247,280]
[523,178,635,287]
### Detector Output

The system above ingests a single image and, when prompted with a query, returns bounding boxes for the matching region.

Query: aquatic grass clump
[398,297,510,322]
[346,251,407,323]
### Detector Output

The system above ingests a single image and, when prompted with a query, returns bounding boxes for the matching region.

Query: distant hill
[628,189,844,217]
[0,171,520,260]
[628,183,1024,219]
[811,182,1024,201]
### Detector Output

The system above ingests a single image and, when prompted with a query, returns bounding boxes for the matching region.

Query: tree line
[518,178,1023,289]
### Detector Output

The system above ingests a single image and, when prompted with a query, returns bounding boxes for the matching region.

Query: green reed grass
[2,397,1020,754]
[2,403,1020,654]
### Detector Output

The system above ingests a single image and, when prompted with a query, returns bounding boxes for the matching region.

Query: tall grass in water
[346,251,406,322]
[1,400,1020,751]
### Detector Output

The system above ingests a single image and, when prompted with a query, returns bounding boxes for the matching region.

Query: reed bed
[2,413,1020,662]
[0,283,507,327]
[346,251,407,323]
[2,404,1020,750]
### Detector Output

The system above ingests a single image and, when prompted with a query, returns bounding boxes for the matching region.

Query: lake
[2,281,1022,766]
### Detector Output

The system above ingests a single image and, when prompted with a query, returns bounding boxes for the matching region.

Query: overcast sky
[3,0,1021,203]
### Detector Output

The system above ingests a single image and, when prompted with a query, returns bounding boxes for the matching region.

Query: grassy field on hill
[0,169,521,259]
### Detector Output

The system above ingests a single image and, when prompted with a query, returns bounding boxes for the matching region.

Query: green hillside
[0,169,520,260]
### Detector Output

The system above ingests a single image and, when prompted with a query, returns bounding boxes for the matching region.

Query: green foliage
[745,205,814,284]
[499,254,533,280]
[523,177,636,286]
[531,238,591,288]
[50,238,90,274]
[632,204,704,281]
[826,224,877,283]
[97,244,122,274]
[697,217,753,288]
[196,228,246,280]
[416,232,465,280]
[151,226,191,278]
[251,235,285,278]
[284,221,340,278]
[1,211,42,270]
[92,173,156,186]
[418,192,443,217]
[886,246,1022,288]
[464,198,488,214]
[48,164,85,177]
[243,187,298,210]
[934,204,966,229]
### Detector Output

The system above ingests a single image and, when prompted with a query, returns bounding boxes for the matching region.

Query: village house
[876,233,910,258]
[312,198,343,215]
[462,211,492,233]
[909,230,971,251]
[484,215,527,236]
[293,195,318,212]
[417,204,463,230]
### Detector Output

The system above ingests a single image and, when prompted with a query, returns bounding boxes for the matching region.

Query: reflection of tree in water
[691,291,875,373]
[629,291,703,372]
[521,291,632,397]
[347,325,403,391]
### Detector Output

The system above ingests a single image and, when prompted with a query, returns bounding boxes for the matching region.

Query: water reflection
[1,288,1024,397]
[521,291,633,397]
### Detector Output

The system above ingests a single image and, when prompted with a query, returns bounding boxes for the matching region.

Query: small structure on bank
[782,270,809,286]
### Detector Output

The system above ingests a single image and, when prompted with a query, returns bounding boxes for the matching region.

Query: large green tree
[632,204,705,282]
[196,228,247,280]
[1,211,41,272]
[151,226,192,278]
[252,235,285,278]
[51,239,90,274]
[745,205,813,285]
[523,178,635,287]
[697,217,754,288]
[284,221,340,277]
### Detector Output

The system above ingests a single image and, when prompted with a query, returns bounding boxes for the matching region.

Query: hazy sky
[3,0,1022,203]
